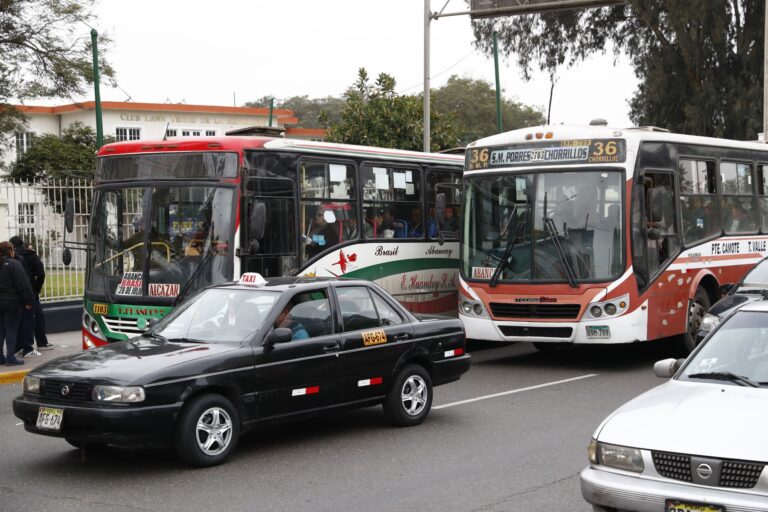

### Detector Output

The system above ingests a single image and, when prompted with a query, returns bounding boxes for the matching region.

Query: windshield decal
[472,267,495,279]
[149,283,180,298]
[116,272,143,296]
[467,139,626,170]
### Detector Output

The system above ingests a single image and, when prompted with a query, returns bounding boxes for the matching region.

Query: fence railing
[0,177,92,303]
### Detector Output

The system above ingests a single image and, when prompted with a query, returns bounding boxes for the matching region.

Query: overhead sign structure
[470,0,626,18]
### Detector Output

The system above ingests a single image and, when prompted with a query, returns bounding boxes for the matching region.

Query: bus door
[632,170,681,338]
[242,154,299,278]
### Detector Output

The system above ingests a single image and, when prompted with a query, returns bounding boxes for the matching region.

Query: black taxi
[13,274,470,467]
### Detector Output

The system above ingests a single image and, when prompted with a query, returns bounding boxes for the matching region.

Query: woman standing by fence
[0,241,34,365]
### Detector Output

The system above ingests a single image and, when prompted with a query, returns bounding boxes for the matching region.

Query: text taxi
[13,274,470,467]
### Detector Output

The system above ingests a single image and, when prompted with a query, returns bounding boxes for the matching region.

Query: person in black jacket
[9,237,52,352]
[0,241,34,365]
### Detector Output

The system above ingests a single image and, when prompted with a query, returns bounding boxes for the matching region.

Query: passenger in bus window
[442,207,458,232]
[344,216,360,240]
[408,206,436,238]
[725,200,750,232]
[305,206,339,259]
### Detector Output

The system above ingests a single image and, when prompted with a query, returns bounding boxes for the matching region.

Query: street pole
[268,97,274,127]
[764,0,767,142]
[91,29,103,149]
[493,32,502,133]
[424,0,431,152]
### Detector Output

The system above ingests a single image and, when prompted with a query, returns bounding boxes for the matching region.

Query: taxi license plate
[36,407,63,431]
[666,499,725,512]
[586,326,610,338]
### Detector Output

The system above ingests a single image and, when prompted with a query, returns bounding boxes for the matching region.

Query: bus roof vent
[589,118,608,126]
[629,126,671,133]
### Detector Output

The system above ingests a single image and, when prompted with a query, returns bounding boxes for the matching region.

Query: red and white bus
[458,124,768,352]
[69,136,463,347]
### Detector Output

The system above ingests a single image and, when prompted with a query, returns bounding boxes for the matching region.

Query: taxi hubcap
[401,375,427,416]
[196,407,232,456]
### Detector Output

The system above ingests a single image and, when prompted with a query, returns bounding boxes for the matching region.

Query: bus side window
[427,169,461,239]
[634,172,680,285]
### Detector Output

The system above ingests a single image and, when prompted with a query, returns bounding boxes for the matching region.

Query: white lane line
[433,374,599,410]
[15,422,22,426]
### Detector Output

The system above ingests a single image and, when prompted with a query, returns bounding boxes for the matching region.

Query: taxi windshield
[681,311,768,387]
[152,288,281,343]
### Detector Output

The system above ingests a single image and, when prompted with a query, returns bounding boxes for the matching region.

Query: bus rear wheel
[680,288,710,354]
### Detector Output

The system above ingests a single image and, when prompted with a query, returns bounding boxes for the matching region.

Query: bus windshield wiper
[142,331,168,343]
[542,217,579,288]
[687,371,760,388]
[490,208,526,288]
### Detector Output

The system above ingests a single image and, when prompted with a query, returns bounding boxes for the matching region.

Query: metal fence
[0,178,92,303]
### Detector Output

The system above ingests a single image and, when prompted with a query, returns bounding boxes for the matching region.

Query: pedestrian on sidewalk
[0,241,34,365]
[11,237,53,351]
[9,236,41,357]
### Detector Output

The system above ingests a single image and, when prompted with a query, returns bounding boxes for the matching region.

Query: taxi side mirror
[653,358,686,378]
[263,327,292,347]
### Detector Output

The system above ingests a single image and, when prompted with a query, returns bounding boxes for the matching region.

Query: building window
[115,127,141,141]
[181,129,201,137]
[166,128,177,137]
[15,132,35,159]
[17,203,36,240]
[205,130,216,136]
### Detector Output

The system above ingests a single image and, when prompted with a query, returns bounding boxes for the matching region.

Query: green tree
[9,122,108,180]
[0,0,114,166]
[471,1,764,139]
[325,68,460,152]
[433,75,545,145]
[245,95,346,128]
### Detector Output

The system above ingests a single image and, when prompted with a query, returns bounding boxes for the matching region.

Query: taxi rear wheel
[383,364,433,427]
[175,393,240,467]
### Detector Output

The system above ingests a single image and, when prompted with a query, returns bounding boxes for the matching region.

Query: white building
[3,100,326,168]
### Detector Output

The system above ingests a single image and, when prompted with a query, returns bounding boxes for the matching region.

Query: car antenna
[162,122,170,141]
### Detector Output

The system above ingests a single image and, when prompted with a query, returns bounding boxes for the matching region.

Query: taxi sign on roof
[239,273,266,287]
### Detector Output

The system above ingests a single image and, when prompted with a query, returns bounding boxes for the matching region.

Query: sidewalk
[0,331,82,385]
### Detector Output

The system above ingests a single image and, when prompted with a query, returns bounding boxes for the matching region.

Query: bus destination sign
[466,139,627,171]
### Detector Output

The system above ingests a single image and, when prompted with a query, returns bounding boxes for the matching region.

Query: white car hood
[598,379,768,462]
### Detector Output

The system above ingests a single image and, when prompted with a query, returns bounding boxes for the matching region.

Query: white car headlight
[700,313,721,333]
[597,442,644,472]
[23,376,40,395]
[92,385,145,403]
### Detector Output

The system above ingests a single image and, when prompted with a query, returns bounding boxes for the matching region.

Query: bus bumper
[460,305,648,344]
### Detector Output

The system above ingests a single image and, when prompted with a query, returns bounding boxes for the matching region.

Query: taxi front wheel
[383,364,433,427]
[175,393,240,467]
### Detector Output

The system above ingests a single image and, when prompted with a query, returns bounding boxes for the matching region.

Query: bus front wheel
[680,288,710,354]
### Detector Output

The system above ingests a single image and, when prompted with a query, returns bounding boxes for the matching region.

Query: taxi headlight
[700,313,721,333]
[92,385,145,403]
[23,376,40,395]
[588,438,598,464]
[597,442,644,472]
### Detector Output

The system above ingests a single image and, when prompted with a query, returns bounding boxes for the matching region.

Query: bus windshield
[87,185,235,301]
[462,169,624,283]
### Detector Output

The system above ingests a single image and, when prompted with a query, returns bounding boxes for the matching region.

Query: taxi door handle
[323,343,340,353]
[393,333,410,341]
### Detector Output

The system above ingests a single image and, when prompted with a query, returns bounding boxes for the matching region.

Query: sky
[64,0,638,127]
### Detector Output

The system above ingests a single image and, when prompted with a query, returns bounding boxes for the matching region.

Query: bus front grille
[103,316,146,336]
[490,303,581,319]
[498,326,573,338]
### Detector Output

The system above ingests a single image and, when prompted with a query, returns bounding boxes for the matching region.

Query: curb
[0,369,29,385]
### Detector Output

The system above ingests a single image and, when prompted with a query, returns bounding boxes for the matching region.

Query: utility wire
[397,50,478,94]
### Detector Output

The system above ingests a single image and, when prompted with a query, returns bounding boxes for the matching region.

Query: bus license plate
[586,326,610,339]
[36,407,63,431]
[666,499,724,512]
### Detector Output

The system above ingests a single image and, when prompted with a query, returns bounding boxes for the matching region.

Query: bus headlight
[596,442,644,473]
[83,311,107,342]
[460,299,488,318]
[92,385,145,403]
[586,295,629,320]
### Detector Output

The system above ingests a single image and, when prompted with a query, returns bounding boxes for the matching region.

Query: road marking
[433,374,598,410]
[15,422,22,426]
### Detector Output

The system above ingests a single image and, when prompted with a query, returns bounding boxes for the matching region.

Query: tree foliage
[432,75,545,145]
[325,68,460,152]
[9,122,107,180]
[245,95,346,128]
[0,0,114,164]
[471,0,764,139]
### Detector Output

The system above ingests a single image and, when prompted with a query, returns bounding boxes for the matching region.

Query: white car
[581,301,768,512]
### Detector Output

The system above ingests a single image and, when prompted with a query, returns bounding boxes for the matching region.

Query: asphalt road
[0,340,679,512]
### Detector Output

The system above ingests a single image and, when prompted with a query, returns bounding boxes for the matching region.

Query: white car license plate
[36,407,63,431]
[666,499,724,512]
[586,326,610,338]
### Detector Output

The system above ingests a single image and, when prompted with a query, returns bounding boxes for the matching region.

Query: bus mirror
[649,188,664,223]
[62,248,72,266]
[436,193,446,223]
[647,228,661,241]
[64,198,75,233]
[249,202,266,240]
